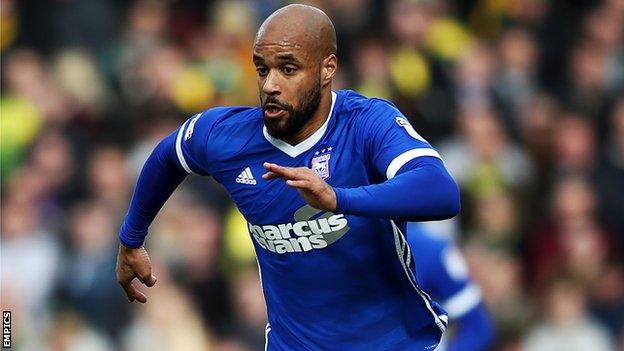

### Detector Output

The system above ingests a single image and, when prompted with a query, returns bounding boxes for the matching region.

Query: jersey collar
[262,91,337,158]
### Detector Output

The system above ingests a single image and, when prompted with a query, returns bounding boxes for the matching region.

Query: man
[408,224,494,351]
[116,4,460,350]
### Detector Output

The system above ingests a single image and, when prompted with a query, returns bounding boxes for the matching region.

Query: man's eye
[283,66,297,75]
[256,67,268,76]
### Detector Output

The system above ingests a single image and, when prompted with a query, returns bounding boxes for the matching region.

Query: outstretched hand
[116,244,157,303]
[262,162,337,212]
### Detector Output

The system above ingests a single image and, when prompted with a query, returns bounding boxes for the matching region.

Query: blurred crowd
[1,0,623,350]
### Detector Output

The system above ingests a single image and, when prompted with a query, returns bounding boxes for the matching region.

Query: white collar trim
[263,91,336,158]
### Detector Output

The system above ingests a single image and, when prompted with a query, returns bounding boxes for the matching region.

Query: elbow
[437,176,461,219]
[428,162,461,219]
[447,178,461,218]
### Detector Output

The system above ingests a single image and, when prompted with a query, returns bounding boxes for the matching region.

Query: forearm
[119,134,188,248]
[334,158,460,221]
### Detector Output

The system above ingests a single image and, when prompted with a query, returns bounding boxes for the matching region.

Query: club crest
[311,147,332,180]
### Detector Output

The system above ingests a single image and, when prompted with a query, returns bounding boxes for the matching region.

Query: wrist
[333,187,350,214]
[120,242,142,250]
[119,222,147,249]
[119,234,144,250]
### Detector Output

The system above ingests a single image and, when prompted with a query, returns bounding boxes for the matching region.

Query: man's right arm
[116,112,213,303]
[118,131,188,248]
[115,130,187,303]
[119,111,212,247]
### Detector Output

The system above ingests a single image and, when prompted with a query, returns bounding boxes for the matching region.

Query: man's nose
[262,70,281,96]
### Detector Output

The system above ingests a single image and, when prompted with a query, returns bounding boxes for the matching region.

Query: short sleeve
[363,100,443,180]
[174,109,221,176]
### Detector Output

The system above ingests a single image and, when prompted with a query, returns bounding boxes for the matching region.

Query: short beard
[262,79,322,139]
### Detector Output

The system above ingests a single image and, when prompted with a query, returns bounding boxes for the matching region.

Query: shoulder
[180,105,260,150]
[183,105,261,143]
[336,90,416,141]
[178,105,262,175]
[194,105,262,131]
[337,90,402,123]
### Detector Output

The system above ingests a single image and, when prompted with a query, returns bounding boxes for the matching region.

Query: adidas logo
[236,167,257,185]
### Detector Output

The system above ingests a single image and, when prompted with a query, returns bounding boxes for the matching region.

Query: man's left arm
[333,155,459,220]
[265,103,459,221]
[335,103,460,221]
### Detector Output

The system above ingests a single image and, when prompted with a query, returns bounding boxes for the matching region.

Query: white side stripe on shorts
[390,220,447,332]
[264,323,271,351]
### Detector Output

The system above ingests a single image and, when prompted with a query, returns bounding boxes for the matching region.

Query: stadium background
[1,0,623,350]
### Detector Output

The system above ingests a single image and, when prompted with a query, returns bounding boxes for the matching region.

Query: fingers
[135,264,157,287]
[116,245,156,303]
[138,273,157,287]
[119,279,147,303]
[263,163,300,179]
[262,163,310,180]
[262,171,279,180]
[285,179,310,189]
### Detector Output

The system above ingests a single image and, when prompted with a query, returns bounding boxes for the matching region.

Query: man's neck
[281,89,332,146]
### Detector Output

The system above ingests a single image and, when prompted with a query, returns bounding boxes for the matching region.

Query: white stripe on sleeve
[175,120,194,174]
[386,148,442,179]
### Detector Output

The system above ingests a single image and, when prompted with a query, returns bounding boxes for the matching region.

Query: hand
[116,244,157,303]
[262,162,337,211]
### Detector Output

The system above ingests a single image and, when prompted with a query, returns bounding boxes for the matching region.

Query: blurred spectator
[48,311,114,351]
[465,243,531,348]
[87,145,132,211]
[528,175,614,289]
[352,37,391,99]
[1,199,61,347]
[468,189,520,254]
[3,49,72,125]
[588,262,624,338]
[121,262,213,351]
[595,99,624,237]
[54,201,131,342]
[563,39,613,119]
[439,107,534,196]
[551,113,598,176]
[495,27,539,133]
[227,266,268,350]
[170,205,234,335]
[51,48,112,116]
[18,0,119,54]
[522,276,614,351]
[453,43,496,111]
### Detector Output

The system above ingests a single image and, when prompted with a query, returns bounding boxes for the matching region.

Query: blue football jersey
[175,90,448,350]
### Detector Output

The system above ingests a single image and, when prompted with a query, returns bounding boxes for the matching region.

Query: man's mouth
[264,103,287,119]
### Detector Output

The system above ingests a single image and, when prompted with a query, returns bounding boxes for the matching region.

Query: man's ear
[321,54,337,87]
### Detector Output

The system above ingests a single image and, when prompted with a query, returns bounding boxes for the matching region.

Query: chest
[211,134,370,224]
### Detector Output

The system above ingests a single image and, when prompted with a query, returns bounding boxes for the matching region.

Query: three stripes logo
[236,167,257,185]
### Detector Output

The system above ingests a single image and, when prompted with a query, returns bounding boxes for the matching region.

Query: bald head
[255,4,337,60]
[252,5,338,144]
